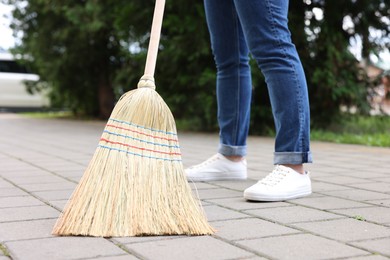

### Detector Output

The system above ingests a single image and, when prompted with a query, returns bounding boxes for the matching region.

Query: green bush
[5,0,389,131]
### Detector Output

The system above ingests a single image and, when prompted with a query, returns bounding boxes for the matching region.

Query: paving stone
[372,177,390,183]
[208,180,257,192]
[366,199,390,207]
[0,196,45,208]
[331,207,390,224]
[85,255,138,260]
[238,233,369,259]
[245,205,343,224]
[341,170,389,179]
[0,170,49,178]
[189,182,219,190]
[303,192,325,198]
[0,205,59,222]
[311,181,353,192]
[5,237,125,260]
[310,167,348,175]
[292,196,371,210]
[247,171,271,180]
[307,170,335,178]
[0,181,13,189]
[5,175,67,185]
[247,162,272,173]
[333,162,378,171]
[292,218,390,242]
[124,236,254,260]
[48,200,68,210]
[0,219,56,242]
[17,182,77,192]
[203,205,249,222]
[68,175,83,182]
[241,256,268,260]
[212,218,299,241]
[33,189,74,201]
[29,160,81,168]
[350,255,390,260]
[54,169,85,177]
[320,189,390,201]
[0,163,41,173]
[313,176,375,185]
[351,238,390,257]
[206,197,291,211]
[196,188,243,200]
[348,182,390,194]
[43,164,86,172]
[0,188,29,198]
[23,157,75,165]
[112,236,186,245]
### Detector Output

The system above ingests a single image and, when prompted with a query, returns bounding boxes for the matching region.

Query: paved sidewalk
[0,113,389,260]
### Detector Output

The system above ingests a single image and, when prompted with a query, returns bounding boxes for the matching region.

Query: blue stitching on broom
[103,130,180,149]
[98,145,182,162]
[109,118,178,136]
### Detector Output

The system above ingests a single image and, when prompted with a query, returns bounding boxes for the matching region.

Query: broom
[52,0,214,237]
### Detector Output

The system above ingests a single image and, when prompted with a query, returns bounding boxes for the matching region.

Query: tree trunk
[98,73,115,119]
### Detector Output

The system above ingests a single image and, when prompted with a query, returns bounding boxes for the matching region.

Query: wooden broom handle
[138,0,165,89]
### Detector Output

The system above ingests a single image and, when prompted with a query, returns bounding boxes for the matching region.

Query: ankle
[281,164,304,174]
[224,155,244,162]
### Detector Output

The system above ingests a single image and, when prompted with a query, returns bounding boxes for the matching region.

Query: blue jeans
[204,0,312,164]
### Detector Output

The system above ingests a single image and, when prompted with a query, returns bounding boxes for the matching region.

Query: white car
[0,52,49,109]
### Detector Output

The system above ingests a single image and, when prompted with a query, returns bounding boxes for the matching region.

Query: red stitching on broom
[106,124,179,142]
[99,138,181,156]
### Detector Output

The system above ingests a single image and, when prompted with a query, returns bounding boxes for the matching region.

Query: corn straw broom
[52,0,214,236]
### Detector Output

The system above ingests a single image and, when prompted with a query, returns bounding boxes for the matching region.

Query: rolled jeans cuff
[274,151,313,165]
[218,143,247,157]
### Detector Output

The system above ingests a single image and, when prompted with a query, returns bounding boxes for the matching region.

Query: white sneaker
[185,153,247,182]
[244,165,311,201]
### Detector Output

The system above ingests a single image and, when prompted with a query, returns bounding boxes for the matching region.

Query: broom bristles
[52,88,214,236]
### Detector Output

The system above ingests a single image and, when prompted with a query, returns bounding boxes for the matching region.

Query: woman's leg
[233,0,312,165]
[204,0,252,157]
[184,0,251,182]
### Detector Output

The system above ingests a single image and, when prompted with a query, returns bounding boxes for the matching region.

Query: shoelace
[259,165,289,186]
[188,154,220,169]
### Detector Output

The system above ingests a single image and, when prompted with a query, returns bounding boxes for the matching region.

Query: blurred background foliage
[2,0,390,133]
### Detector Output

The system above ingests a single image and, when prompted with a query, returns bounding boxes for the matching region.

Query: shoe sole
[244,189,312,202]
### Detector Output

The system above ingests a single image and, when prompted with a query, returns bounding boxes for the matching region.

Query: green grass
[311,115,390,147]
[353,215,366,221]
[0,243,10,257]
